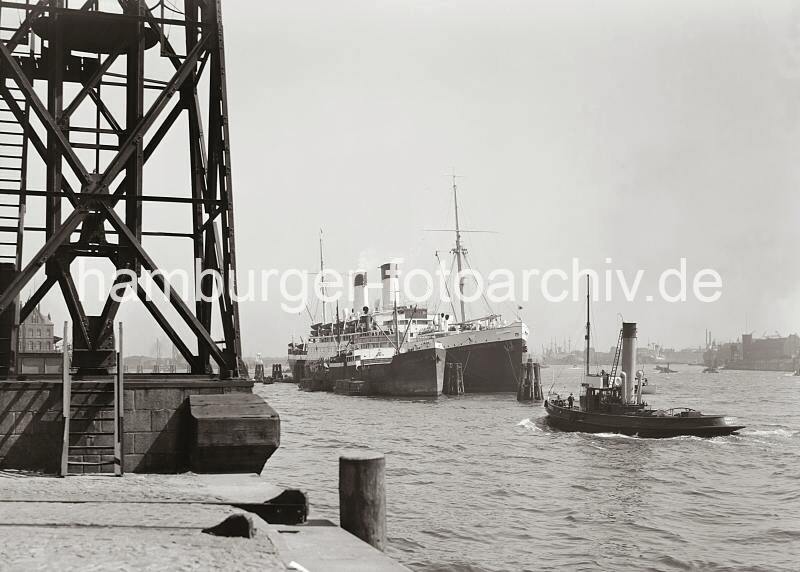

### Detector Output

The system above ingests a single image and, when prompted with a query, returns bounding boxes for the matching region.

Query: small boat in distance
[544,322,744,438]
[654,363,678,374]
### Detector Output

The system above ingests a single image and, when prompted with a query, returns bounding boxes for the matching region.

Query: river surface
[255,367,799,572]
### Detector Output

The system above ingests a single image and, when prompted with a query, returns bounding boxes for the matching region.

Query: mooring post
[518,360,534,401]
[533,361,543,400]
[339,450,386,551]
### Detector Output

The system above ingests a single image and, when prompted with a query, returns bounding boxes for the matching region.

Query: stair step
[69,445,115,451]
[69,431,114,436]
[67,460,115,466]
[70,411,115,425]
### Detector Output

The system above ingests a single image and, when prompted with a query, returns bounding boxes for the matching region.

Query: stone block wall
[0,382,63,472]
[0,377,255,474]
[121,378,252,473]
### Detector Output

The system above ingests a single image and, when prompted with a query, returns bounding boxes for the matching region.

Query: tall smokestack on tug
[621,322,637,404]
[380,262,399,310]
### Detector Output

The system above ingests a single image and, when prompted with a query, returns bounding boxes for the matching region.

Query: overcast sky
[28,0,800,357]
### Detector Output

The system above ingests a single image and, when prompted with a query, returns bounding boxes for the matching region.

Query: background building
[16,306,61,375]
[18,307,56,353]
[705,333,799,372]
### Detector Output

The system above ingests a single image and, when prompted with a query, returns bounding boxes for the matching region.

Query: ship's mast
[393,296,401,352]
[319,228,326,323]
[452,175,466,323]
[585,275,591,377]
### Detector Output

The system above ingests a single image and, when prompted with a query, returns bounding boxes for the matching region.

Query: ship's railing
[309,326,431,344]
[665,407,698,416]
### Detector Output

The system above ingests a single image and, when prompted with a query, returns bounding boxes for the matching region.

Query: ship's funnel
[353,271,368,313]
[621,322,637,403]
[380,262,399,309]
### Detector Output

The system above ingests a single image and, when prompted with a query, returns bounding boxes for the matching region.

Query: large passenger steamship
[288,261,528,393]
[288,265,445,396]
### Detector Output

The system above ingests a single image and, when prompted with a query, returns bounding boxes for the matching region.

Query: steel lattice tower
[0,0,244,378]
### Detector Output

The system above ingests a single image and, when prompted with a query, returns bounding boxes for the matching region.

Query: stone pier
[0,376,280,474]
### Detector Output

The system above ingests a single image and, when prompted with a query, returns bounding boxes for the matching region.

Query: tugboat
[544,322,744,438]
[654,363,678,373]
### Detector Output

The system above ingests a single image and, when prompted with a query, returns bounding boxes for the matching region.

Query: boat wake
[516,418,542,432]
[590,432,719,442]
[592,432,644,440]
[741,428,797,438]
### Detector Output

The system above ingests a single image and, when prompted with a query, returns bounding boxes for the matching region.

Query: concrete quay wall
[0,378,277,474]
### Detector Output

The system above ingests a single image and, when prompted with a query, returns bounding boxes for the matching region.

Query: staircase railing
[60,322,70,477]
[114,323,124,476]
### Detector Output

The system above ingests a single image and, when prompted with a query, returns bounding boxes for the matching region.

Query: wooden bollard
[339,450,386,551]
[533,362,543,400]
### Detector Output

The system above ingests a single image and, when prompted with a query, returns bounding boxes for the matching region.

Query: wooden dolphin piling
[339,450,386,551]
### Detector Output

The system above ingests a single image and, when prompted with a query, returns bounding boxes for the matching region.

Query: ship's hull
[544,401,743,438]
[335,347,445,397]
[444,338,525,392]
[408,322,527,393]
[288,356,306,382]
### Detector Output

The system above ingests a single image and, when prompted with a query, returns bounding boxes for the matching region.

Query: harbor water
[257,367,799,571]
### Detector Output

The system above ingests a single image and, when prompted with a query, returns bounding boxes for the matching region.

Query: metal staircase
[60,323,125,476]
[0,2,32,270]
[0,82,29,271]
[609,327,624,381]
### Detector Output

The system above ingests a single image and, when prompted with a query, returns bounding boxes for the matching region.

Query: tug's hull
[544,401,744,438]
